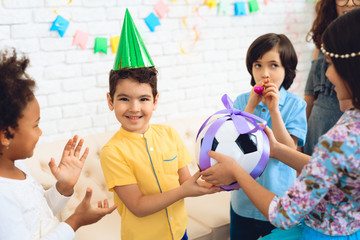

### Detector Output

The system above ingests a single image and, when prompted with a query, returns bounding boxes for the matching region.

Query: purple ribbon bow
[196,94,270,191]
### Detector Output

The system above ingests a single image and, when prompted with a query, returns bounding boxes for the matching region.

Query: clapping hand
[49,135,89,196]
[65,187,117,231]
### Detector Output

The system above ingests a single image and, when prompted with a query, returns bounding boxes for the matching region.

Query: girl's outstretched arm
[264,127,310,174]
[201,151,275,219]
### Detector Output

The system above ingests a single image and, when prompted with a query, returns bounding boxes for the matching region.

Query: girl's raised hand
[49,135,89,196]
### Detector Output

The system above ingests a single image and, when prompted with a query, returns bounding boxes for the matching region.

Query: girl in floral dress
[201,8,360,239]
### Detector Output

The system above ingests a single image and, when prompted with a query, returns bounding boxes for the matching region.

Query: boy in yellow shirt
[100,9,218,240]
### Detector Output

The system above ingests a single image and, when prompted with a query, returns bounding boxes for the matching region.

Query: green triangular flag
[249,0,259,13]
[94,37,108,54]
[113,9,154,70]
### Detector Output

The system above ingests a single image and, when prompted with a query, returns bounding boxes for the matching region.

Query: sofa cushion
[186,191,231,240]
[187,216,212,240]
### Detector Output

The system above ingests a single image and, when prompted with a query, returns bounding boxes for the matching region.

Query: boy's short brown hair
[108,67,158,102]
[246,33,297,90]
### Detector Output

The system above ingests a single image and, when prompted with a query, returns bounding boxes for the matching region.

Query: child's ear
[0,129,11,148]
[153,93,159,110]
[106,92,114,111]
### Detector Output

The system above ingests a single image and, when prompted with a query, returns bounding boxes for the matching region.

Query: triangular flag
[110,36,120,54]
[154,0,170,19]
[234,2,247,16]
[94,37,107,54]
[264,0,274,5]
[204,0,217,8]
[218,0,230,14]
[72,30,89,50]
[144,12,161,32]
[249,0,259,13]
[113,9,154,70]
[50,15,70,37]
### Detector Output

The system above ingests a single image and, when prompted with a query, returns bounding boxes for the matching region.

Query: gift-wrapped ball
[196,115,269,191]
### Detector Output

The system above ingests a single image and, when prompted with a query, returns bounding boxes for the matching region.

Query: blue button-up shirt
[231,87,307,221]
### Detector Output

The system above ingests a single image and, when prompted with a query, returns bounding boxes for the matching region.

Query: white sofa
[25,117,230,240]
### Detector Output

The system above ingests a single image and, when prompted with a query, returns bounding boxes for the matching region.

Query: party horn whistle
[254,86,265,95]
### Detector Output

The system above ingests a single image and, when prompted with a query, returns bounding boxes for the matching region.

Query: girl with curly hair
[0,49,117,240]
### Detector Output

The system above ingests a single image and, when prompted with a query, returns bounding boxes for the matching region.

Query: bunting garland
[48,0,309,55]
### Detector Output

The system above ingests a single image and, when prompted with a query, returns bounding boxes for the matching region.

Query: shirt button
[262,109,266,112]
[140,134,144,138]
[150,147,154,151]
[170,217,173,221]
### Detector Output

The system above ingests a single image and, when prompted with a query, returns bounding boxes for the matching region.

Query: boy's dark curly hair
[108,67,158,102]
[306,0,338,49]
[0,48,36,139]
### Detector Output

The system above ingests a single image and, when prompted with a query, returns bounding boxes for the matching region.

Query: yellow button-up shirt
[100,124,192,240]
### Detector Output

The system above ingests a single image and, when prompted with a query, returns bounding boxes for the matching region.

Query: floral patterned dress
[268,109,360,237]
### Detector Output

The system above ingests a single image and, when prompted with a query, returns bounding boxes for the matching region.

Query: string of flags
[49,0,298,55]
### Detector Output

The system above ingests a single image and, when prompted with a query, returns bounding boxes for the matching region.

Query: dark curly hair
[0,48,36,140]
[322,8,360,109]
[108,67,158,102]
[306,0,338,49]
[246,33,297,90]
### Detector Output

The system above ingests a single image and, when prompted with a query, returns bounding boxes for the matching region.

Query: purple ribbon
[197,94,270,191]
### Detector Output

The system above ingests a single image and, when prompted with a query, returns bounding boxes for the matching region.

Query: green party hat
[113,9,154,70]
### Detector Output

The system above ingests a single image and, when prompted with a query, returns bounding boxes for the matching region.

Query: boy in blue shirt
[229,33,307,239]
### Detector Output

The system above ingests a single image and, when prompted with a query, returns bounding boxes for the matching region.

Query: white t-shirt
[0,160,75,240]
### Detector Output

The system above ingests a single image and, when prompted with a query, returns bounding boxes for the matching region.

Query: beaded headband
[321,44,360,59]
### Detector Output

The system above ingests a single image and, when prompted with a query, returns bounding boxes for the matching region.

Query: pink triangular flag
[154,0,170,19]
[72,30,89,50]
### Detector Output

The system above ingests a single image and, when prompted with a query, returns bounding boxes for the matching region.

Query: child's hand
[180,171,220,197]
[263,126,279,159]
[196,178,217,188]
[262,81,280,113]
[247,82,264,113]
[65,188,117,231]
[201,151,241,187]
[49,135,89,196]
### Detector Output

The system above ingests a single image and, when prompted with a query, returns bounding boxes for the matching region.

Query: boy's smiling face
[107,77,159,134]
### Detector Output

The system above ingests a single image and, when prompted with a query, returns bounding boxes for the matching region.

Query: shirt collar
[119,125,153,139]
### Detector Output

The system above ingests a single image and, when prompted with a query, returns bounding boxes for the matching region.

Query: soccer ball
[196,114,269,191]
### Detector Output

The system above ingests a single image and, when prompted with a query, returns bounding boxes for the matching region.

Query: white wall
[0,0,315,143]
